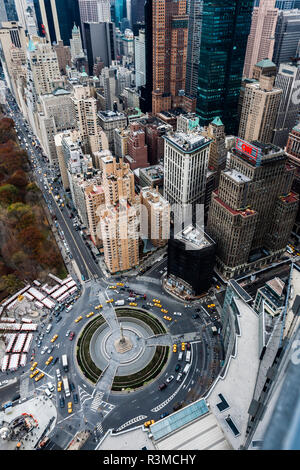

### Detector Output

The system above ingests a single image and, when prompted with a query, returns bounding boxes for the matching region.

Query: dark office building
[196,0,253,135]
[131,0,145,25]
[167,225,216,296]
[33,0,81,45]
[84,22,116,76]
[273,9,300,66]
[140,0,152,113]
[1,0,18,22]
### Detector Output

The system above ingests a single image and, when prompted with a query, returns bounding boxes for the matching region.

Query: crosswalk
[96,422,103,434]
[91,391,104,412]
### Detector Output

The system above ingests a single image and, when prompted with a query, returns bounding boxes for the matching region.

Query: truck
[62,376,70,397]
[185,350,191,363]
[62,354,69,373]
[115,300,125,306]
[183,363,191,375]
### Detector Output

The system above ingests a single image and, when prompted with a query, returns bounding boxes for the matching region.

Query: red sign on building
[235,138,261,162]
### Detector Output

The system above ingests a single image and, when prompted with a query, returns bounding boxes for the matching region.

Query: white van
[56,368,61,380]
[47,382,55,392]
[183,363,191,375]
[46,323,52,334]
[178,352,183,361]
[44,388,52,398]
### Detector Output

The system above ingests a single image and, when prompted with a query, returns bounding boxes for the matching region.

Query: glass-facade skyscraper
[196,0,253,135]
[33,0,81,45]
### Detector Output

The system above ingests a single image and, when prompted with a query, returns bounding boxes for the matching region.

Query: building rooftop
[98,110,126,121]
[164,131,210,153]
[175,224,214,250]
[224,169,251,184]
[255,58,276,68]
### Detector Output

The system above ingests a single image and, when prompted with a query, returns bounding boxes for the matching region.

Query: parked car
[159,383,167,391]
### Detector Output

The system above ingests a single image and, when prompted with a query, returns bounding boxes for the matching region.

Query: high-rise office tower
[79,0,111,23]
[273,9,300,66]
[207,139,299,279]
[185,0,203,98]
[163,129,211,221]
[151,0,189,114]
[114,0,126,27]
[273,63,300,148]
[196,0,253,135]
[134,28,145,88]
[275,0,295,7]
[238,75,282,144]
[139,0,152,112]
[84,21,116,74]
[33,0,81,45]
[243,0,278,79]
[131,0,144,25]
[0,0,18,22]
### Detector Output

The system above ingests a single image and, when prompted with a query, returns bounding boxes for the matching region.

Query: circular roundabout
[76,308,170,391]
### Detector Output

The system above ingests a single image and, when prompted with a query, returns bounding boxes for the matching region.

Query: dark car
[12,394,20,402]
[53,357,59,365]
[73,393,78,404]
[186,342,191,350]
[173,402,182,412]
[70,382,75,392]
[159,383,167,391]
[59,396,65,408]
[55,316,62,323]
[175,364,181,372]
[160,412,169,419]
[192,314,199,319]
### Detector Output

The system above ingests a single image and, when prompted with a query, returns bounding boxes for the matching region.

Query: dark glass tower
[196,0,253,135]
[33,0,81,46]
[3,0,18,21]
[140,0,152,113]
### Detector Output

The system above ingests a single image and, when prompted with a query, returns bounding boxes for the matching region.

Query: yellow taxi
[68,401,73,414]
[30,361,38,371]
[116,282,124,287]
[216,285,220,290]
[35,372,44,382]
[181,342,185,351]
[51,334,58,343]
[30,369,39,379]
[144,419,155,428]
[86,311,94,318]
[154,303,162,308]
[153,299,159,303]
[173,344,177,353]
[161,308,168,314]
[129,302,137,307]
[75,315,83,323]
[106,299,114,303]
[163,316,172,322]
[109,285,116,289]
[95,304,103,310]
[57,381,62,392]
[45,356,53,366]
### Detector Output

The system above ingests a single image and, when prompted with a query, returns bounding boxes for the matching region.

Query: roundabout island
[76,307,170,392]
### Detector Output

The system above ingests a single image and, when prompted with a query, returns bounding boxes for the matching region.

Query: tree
[0,184,20,206]
[0,274,23,295]
[17,225,44,253]
[0,118,16,144]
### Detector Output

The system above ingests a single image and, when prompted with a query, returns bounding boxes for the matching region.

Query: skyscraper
[140,0,153,113]
[79,0,111,23]
[238,75,282,144]
[151,0,189,114]
[134,28,146,88]
[243,0,278,79]
[196,0,253,135]
[207,139,299,279]
[33,0,81,45]
[272,62,300,148]
[84,21,116,75]
[185,0,203,98]
[273,9,300,66]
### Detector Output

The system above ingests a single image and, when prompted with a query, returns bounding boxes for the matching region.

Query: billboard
[235,138,261,164]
